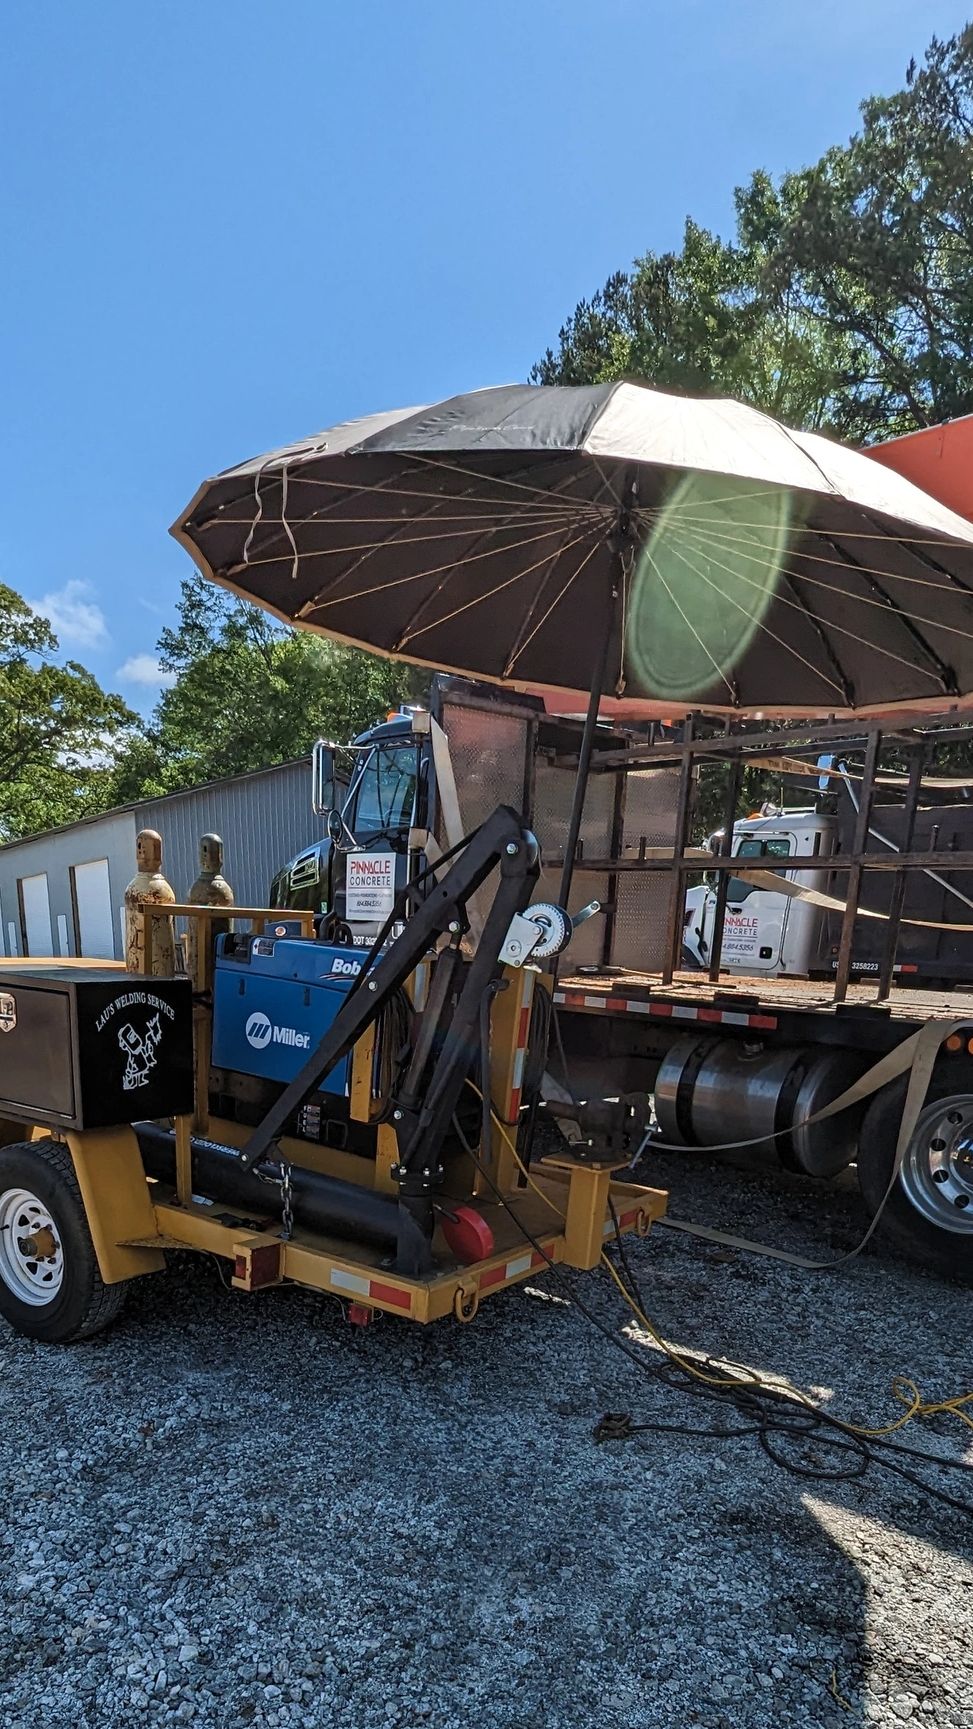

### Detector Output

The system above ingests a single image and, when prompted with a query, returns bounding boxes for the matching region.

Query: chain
[279,1159,294,1241]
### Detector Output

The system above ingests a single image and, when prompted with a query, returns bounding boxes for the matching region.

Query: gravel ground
[1,1149,971,1729]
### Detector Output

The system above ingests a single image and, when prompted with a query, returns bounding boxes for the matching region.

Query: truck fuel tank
[654,1034,866,1178]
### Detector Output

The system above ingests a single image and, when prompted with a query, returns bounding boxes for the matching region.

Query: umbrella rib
[504,540,602,676]
[397,530,595,648]
[683,521,973,651]
[819,535,957,694]
[642,548,739,700]
[286,470,597,515]
[635,507,973,552]
[502,463,622,678]
[667,533,946,691]
[648,516,973,592]
[500,526,598,678]
[777,571,856,707]
[208,460,431,565]
[638,484,795,515]
[408,451,608,510]
[228,516,576,574]
[304,524,578,614]
[204,509,581,529]
[389,471,604,650]
[858,510,973,598]
[664,537,849,702]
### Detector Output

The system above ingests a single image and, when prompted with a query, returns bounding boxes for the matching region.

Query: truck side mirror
[312,740,337,818]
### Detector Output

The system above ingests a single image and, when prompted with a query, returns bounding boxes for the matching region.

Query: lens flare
[625,471,795,701]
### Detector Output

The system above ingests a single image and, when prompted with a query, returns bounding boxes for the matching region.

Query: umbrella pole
[557,576,617,911]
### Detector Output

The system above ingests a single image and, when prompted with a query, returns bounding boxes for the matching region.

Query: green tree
[747,26,973,437]
[531,219,864,435]
[533,26,973,445]
[109,576,425,802]
[0,582,136,838]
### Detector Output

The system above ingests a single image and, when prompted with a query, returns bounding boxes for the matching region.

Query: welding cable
[373,989,416,1122]
[601,1196,973,1508]
[458,1081,973,1513]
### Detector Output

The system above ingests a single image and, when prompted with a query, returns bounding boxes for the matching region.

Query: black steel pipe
[135,1122,407,1256]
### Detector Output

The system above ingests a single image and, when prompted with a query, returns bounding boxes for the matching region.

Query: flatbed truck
[271,682,973,1282]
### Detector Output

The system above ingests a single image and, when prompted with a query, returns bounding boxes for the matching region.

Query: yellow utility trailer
[0,808,665,1344]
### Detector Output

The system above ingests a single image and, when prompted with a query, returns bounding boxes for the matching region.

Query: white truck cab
[684,807,837,976]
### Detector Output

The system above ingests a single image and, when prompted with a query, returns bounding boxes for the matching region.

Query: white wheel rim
[0,1187,65,1305]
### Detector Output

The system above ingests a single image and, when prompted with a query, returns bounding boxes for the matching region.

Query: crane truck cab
[683,807,836,976]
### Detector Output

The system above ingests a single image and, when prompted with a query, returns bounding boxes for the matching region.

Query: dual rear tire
[857,1066,973,1283]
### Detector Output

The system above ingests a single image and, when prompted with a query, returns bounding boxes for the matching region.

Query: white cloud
[116,653,176,689]
[35,579,108,648]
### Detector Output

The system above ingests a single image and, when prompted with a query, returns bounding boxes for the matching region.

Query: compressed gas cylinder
[125,829,177,976]
[187,833,234,986]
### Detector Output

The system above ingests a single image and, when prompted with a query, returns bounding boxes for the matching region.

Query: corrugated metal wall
[141,759,318,912]
[0,759,319,960]
[0,811,137,959]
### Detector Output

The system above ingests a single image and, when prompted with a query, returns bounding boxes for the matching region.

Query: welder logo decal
[0,993,16,1034]
[118,1014,162,1090]
[245,1011,273,1050]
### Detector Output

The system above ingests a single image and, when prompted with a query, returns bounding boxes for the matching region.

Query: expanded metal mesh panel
[610,872,672,971]
[613,768,683,971]
[534,757,615,862]
[437,698,681,972]
[532,758,615,965]
[439,703,530,834]
[622,768,682,849]
[439,700,533,941]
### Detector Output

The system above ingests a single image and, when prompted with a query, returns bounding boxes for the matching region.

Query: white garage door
[72,858,115,958]
[20,873,53,957]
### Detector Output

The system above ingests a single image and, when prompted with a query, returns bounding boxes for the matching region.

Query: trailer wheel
[0,1140,129,1342]
[857,1070,973,1283]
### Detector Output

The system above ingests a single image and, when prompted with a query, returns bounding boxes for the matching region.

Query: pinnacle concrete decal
[345,852,395,921]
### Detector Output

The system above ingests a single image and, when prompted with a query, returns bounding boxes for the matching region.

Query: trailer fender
[64,1127,166,1285]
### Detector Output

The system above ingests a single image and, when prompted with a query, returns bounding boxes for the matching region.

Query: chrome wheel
[900,1096,973,1235]
[0,1187,65,1305]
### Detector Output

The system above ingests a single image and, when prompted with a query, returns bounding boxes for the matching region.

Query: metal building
[0,758,319,961]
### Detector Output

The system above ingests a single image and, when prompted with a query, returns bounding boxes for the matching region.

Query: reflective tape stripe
[369,1279,412,1312]
[330,1267,412,1311]
[554,989,778,1032]
[330,1268,371,1298]
[479,1246,550,1290]
[603,1207,641,1237]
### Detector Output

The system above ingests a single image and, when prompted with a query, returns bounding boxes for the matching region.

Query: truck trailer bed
[555,967,973,1039]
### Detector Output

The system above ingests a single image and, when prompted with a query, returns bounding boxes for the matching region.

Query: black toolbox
[0,968,193,1130]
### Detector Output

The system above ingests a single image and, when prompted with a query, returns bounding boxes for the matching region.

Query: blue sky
[1,1,970,715]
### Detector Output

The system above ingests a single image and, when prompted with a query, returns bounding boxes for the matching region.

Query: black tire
[857,1069,973,1284]
[0,1140,129,1342]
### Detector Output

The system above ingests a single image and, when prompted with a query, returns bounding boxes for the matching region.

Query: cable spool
[523,902,571,960]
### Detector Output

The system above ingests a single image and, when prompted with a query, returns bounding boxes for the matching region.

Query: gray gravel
[1,1148,971,1729]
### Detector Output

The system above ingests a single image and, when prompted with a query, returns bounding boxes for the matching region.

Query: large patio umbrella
[172,381,973,899]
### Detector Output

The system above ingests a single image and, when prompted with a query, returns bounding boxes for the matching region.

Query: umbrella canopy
[172,382,973,719]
